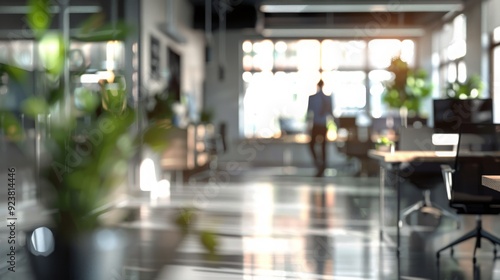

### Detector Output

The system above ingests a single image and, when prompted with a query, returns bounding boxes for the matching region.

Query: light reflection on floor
[4,172,500,279]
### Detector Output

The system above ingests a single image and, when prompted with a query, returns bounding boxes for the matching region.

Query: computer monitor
[433,98,493,133]
[372,116,428,133]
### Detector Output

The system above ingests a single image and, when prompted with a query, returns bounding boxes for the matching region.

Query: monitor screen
[371,116,428,133]
[433,98,493,133]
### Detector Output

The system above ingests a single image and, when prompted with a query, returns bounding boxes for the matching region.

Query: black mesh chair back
[437,123,500,261]
[451,123,500,213]
[397,126,459,226]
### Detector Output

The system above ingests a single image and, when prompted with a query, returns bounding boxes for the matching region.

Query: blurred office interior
[2,0,500,279]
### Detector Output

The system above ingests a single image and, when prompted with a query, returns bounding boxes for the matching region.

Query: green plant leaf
[21,97,49,117]
[101,83,128,114]
[383,56,432,115]
[147,92,176,122]
[73,21,134,42]
[199,230,218,256]
[75,88,99,113]
[0,112,23,141]
[39,32,66,75]
[142,121,172,152]
[0,64,27,83]
[446,75,484,99]
[28,0,52,38]
[175,208,196,233]
[79,13,106,34]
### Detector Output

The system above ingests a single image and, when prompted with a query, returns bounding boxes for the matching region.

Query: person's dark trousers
[309,124,328,176]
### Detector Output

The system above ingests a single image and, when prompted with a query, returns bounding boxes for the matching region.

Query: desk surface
[482,175,500,192]
[368,150,456,163]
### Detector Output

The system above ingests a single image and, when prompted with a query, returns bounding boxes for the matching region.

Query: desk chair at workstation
[398,126,459,226]
[336,116,376,175]
[188,123,227,183]
[437,123,500,263]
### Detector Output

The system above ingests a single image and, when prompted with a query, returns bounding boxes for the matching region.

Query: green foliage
[175,208,196,233]
[38,32,65,75]
[200,109,214,123]
[74,21,134,42]
[375,136,394,146]
[27,0,52,39]
[141,120,172,152]
[199,230,218,259]
[21,97,50,117]
[100,80,127,114]
[42,108,138,236]
[74,88,100,113]
[3,0,218,255]
[0,112,24,141]
[446,75,484,99]
[382,57,433,115]
[174,208,219,260]
[0,64,27,84]
[2,0,141,238]
[146,90,176,122]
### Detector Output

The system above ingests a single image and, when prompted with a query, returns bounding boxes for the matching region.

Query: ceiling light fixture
[260,2,463,13]
[261,28,426,38]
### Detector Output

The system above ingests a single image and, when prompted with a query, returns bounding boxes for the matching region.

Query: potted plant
[374,136,395,152]
[2,2,220,278]
[199,108,214,124]
[146,87,176,123]
[382,56,433,117]
[0,1,180,279]
[1,2,172,279]
[445,74,484,99]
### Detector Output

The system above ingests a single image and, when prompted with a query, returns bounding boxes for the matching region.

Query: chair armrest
[441,164,454,201]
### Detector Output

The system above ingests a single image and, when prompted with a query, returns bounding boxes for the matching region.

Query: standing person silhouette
[307,79,334,177]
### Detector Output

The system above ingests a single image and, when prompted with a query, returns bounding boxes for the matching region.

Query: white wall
[141,0,205,111]
[463,2,483,80]
[417,32,434,122]
[486,0,500,34]
[204,31,252,145]
[486,0,500,122]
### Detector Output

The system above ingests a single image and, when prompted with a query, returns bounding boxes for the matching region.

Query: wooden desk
[161,124,215,171]
[368,150,456,163]
[482,175,500,192]
[160,124,215,186]
[368,149,455,254]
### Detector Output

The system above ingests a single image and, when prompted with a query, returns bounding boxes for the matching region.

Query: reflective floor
[3,167,500,279]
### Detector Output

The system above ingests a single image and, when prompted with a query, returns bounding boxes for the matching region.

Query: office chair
[336,116,376,175]
[436,123,500,263]
[188,123,227,183]
[398,127,459,226]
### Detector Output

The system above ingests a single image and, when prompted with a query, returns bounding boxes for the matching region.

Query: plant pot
[375,144,394,152]
[26,227,127,280]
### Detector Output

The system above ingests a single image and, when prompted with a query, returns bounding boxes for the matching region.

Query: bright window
[368,39,415,69]
[323,71,366,115]
[492,26,500,123]
[241,39,416,138]
[369,70,393,118]
[433,14,467,98]
[321,40,366,70]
